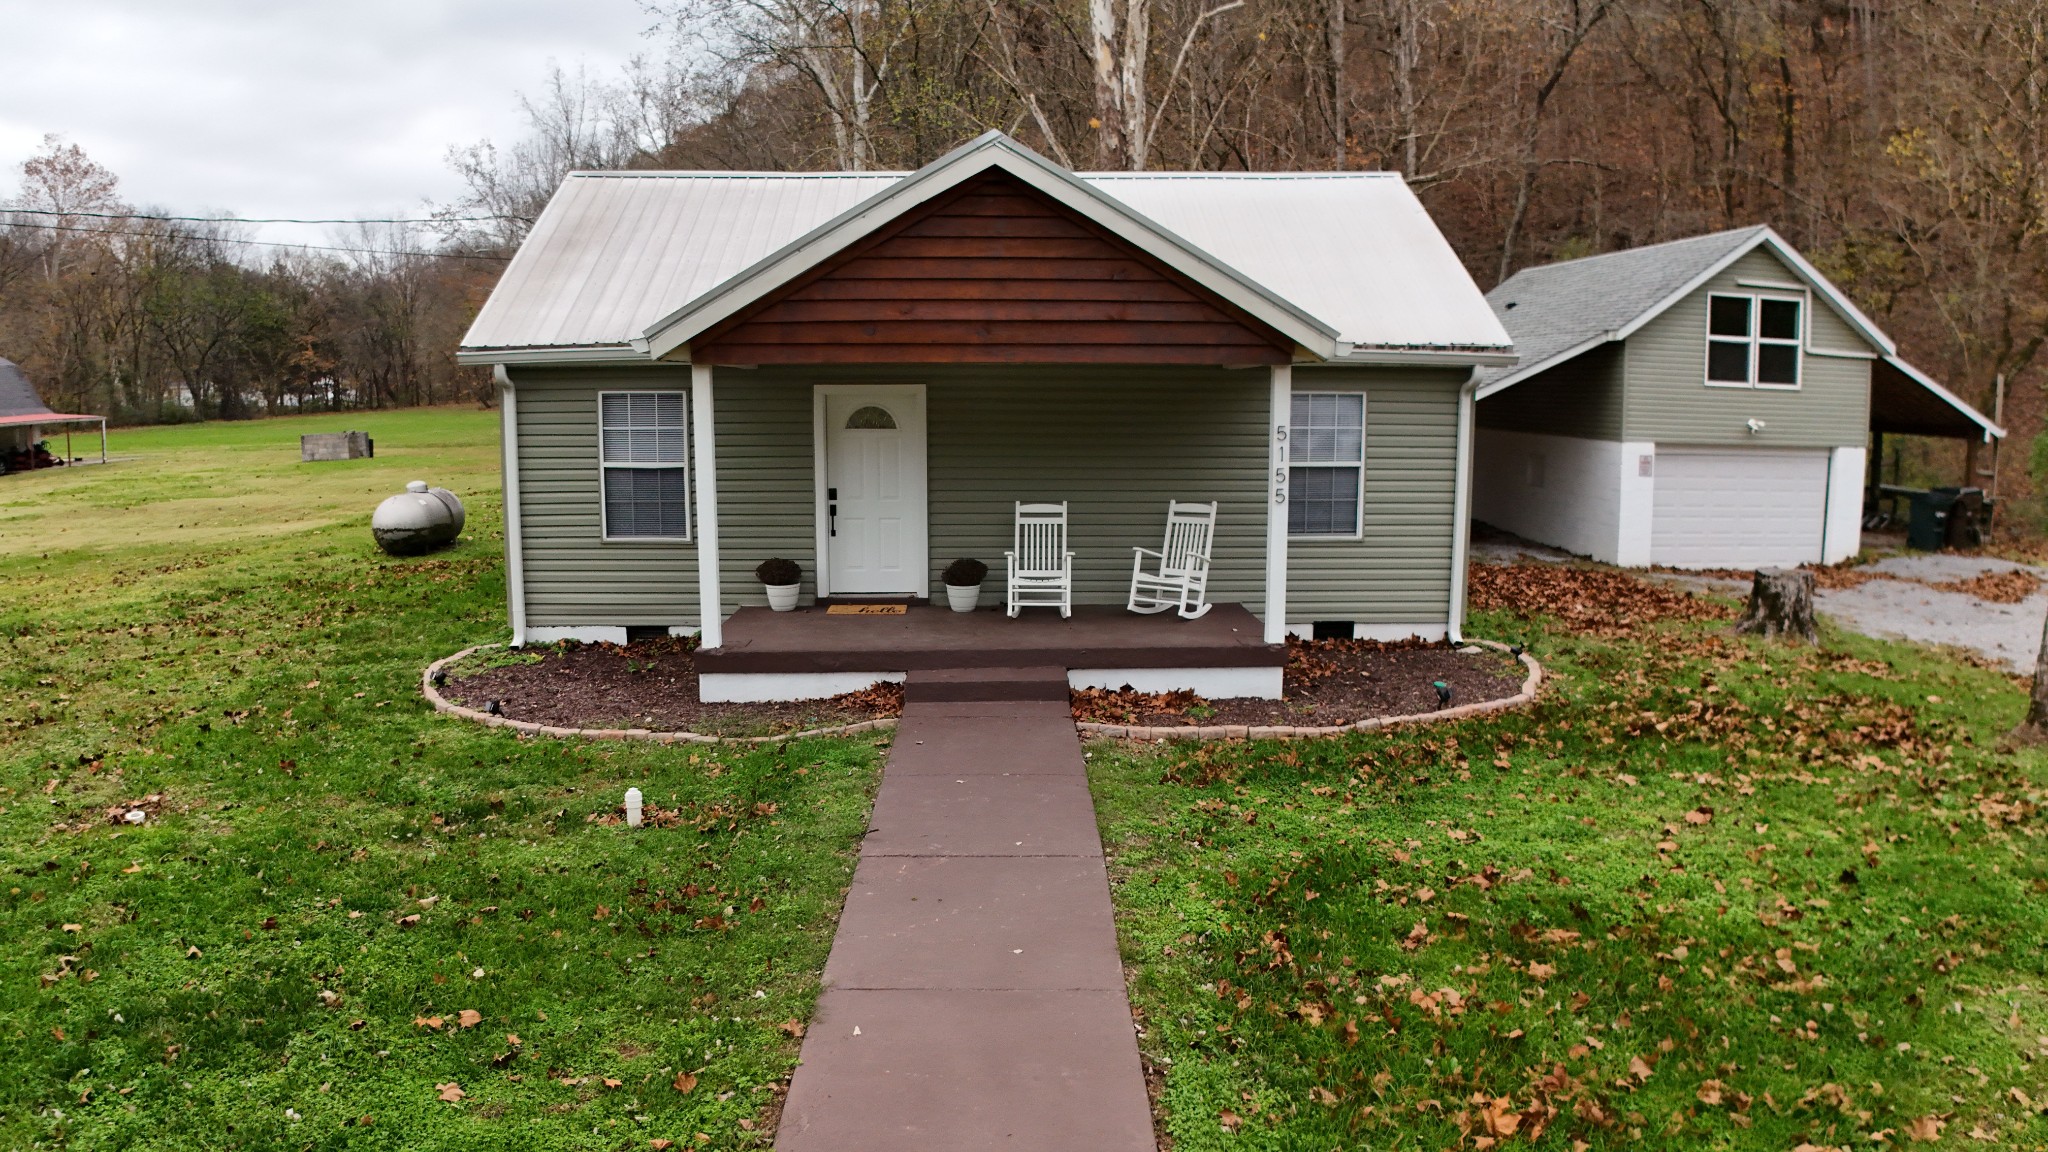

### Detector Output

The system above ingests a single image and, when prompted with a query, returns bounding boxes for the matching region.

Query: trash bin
[1900,483,1949,553]
[1943,487,1986,549]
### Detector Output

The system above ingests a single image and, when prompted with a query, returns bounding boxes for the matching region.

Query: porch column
[1264,364,1291,644]
[693,364,723,649]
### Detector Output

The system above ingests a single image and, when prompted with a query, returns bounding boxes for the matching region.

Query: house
[0,358,106,473]
[457,132,1514,701]
[1471,227,2003,569]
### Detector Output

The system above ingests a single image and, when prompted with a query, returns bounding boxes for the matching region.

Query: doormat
[826,603,908,615]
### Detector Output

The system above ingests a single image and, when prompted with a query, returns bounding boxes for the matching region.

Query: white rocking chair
[1128,500,1217,620]
[1006,501,1074,618]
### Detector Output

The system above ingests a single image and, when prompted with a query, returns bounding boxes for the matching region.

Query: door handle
[829,504,837,537]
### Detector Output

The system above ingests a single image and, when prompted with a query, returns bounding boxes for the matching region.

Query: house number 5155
[1273,425,1288,503]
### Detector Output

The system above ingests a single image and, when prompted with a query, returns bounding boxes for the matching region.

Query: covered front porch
[685,362,1302,681]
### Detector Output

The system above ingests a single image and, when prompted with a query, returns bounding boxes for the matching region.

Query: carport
[1867,355,2006,542]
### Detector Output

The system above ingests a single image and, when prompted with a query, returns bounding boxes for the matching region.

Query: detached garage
[1471,226,2000,570]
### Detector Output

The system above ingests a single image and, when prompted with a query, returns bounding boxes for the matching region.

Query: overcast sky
[0,0,655,248]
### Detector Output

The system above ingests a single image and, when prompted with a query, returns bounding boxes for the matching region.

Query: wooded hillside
[7,0,2042,511]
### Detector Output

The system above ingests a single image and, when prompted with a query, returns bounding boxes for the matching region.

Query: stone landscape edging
[420,643,899,745]
[1073,639,1542,742]
[424,638,1540,746]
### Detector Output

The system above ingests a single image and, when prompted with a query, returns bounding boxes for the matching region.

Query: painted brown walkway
[776,694,1156,1150]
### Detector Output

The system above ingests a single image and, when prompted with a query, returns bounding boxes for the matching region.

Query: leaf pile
[1467,563,1731,635]
[1927,568,2041,603]
[1072,685,1210,725]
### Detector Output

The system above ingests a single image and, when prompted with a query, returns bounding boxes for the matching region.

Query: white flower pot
[945,583,981,613]
[764,582,801,612]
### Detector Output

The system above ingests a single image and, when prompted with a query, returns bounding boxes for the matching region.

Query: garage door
[1650,446,1831,569]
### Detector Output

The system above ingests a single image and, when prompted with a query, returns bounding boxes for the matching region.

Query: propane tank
[371,480,460,555]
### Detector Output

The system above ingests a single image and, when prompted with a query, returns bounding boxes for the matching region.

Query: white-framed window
[598,390,690,541]
[1706,293,1802,389]
[1288,391,1365,538]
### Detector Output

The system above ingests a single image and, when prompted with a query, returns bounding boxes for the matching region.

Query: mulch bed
[1069,637,1525,729]
[441,637,903,738]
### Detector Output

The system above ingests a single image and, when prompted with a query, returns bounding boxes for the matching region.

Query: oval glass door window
[844,405,897,430]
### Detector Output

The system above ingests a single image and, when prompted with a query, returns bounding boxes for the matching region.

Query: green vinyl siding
[1289,366,1462,625]
[925,368,1269,605]
[509,366,700,629]
[509,362,1463,630]
[738,365,1270,607]
[709,372,817,608]
[1622,248,1874,447]
[1475,342,1624,442]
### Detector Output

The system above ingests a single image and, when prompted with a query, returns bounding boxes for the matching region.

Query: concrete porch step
[906,665,1069,703]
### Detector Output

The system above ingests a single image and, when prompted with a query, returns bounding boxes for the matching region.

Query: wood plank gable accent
[692,170,1295,366]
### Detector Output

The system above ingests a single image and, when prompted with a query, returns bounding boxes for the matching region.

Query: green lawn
[0,408,884,1150]
[1095,605,2048,1149]
[10,409,2048,1150]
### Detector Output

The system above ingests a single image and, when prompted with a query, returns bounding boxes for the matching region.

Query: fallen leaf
[435,1082,465,1104]
[1684,806,1714,825]
[414,1016,444,1030]
[1628,1055,1653,1082]
[779,1019,805,1038]
[1219,1108,1243,1131]
[506,1033,522,1046]
[1905,1115,1945,1142]
[457,1009,482,1028]
[650,1142,673,1151]
[673,1072,698,1094]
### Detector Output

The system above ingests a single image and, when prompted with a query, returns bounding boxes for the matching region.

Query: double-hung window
[599,391,689,540]
[1706,293,1802,389]
[1288,391,1365,538]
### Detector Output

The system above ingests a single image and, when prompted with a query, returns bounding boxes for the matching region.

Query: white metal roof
[462,172,900,359]
[459,134,1513,364]
[1085,172,1512,355]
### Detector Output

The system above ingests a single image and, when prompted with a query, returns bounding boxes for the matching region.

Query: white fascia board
[640,133,1341,361]
[1334,346,1518,368]
[1474,331,1616,399]
[1610,227,1896,355]
[1883,354,2007,439]
[457,344,646,367]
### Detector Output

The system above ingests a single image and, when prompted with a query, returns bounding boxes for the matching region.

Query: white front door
[818,385,927,596]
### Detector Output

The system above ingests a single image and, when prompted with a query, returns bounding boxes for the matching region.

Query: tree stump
[2009,610,2048,745]
[1734,568,1817,643]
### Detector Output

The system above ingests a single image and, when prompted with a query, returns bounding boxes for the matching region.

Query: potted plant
[756,557,802,612]
[941,557,988,613]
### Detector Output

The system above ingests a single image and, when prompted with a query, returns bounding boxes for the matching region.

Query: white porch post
[692,364,724,649]
[1264,364,1291,644]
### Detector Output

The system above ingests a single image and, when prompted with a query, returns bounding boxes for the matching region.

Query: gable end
[691,170,1295,366]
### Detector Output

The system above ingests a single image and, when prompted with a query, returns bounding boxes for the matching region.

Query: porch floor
[695,602,1282,675]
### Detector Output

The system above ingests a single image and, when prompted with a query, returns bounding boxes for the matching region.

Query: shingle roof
[460,133,1513,361]
[0,358,59,419]
[1479,227,1769,389]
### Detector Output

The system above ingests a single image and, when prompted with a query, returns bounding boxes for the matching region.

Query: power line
[0,218,511,261]
[4,207,528,225]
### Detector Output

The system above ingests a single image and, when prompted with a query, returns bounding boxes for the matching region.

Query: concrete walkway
[777,698,1155,1151]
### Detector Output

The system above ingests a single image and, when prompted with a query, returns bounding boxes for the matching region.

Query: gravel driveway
[1472,536,2048,673]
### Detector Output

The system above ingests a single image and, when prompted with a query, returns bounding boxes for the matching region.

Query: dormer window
[1707,293,1802,389]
